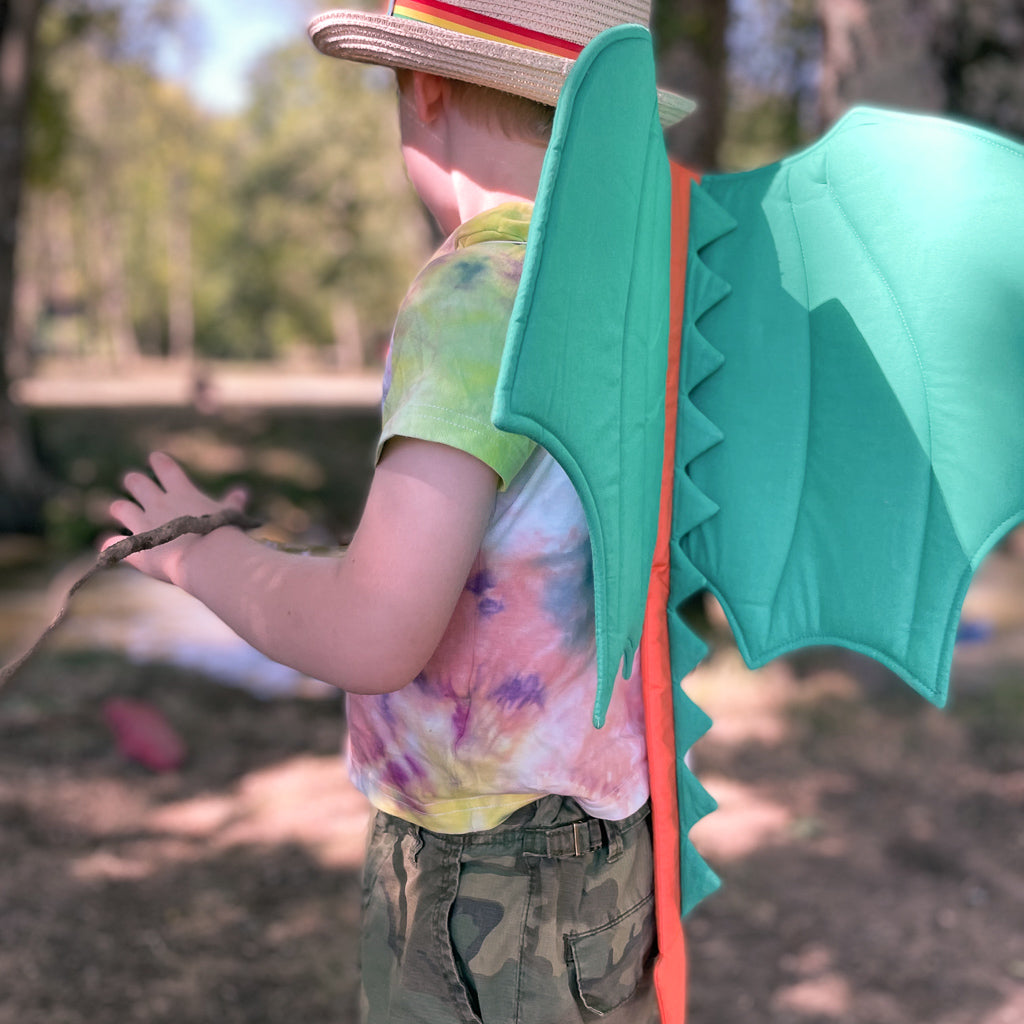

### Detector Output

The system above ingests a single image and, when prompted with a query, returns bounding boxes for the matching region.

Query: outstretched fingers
[147,452,249,514]
[148,451,193,495]
[109,497,147,535]
[121,469,164,510]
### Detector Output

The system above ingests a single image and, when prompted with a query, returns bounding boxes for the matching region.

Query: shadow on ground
[684,642,1024,1024]
[0,654,363,1024]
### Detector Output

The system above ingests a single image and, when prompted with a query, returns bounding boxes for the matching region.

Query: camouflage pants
[359,796,660,1024]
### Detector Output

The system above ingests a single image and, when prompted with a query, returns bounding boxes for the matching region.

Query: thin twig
[0,509,261,690]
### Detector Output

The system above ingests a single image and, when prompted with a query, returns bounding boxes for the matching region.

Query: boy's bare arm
[110,440,497,694]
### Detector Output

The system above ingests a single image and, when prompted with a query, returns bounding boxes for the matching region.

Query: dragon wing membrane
[684,110,1024,706]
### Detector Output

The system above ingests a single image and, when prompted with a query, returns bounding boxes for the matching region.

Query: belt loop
[606,820,624,863]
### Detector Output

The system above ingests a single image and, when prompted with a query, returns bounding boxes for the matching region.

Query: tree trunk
[653,0,730,170]
[167,168,195,363]
[0,0,47,532]
[85,181,139,366]
[816,0,945,129]
[815,0,1024,137]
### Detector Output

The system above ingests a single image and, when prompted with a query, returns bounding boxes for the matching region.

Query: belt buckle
[572,820,589,856]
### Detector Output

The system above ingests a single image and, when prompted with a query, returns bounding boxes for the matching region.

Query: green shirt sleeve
[378,238,535,489]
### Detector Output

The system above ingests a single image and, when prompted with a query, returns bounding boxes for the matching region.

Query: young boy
[110,4,693,1022]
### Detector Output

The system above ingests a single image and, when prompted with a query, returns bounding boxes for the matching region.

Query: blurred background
[0,2,1023,1022]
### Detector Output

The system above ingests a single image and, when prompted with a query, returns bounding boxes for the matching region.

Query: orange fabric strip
[642,159,700,1024]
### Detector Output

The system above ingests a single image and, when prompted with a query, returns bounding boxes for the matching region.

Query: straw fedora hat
[309,1,696,127]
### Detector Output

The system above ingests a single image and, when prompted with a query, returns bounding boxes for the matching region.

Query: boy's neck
[444,143,544,230]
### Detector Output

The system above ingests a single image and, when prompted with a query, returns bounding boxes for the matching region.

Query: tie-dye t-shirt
[346,202,650,834]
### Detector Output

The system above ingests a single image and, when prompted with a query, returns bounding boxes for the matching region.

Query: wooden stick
[0,508,261,690]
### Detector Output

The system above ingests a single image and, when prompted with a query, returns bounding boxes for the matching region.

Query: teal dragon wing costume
[493,24,1024,1024]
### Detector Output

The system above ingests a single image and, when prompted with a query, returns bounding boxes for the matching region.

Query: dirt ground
[2,592,1022,1024]
[1,389,1022,1024]
[0,651,366,1024]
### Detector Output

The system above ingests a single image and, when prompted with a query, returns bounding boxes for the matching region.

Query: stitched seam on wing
[767,163,813,625]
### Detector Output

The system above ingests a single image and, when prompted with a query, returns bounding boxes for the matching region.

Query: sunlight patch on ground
[771,944,856,1018]
[981,985,1024,1024]
[256,447,327,489]
[61,755,371,883]
[72,850,153,882]
[148,755,371,869]
[772,972,853,1017]
[689,775,793,860]
[685,644,795,748]
[13,364,384,409]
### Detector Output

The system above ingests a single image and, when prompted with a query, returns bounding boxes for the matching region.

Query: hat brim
[309,10,695,127]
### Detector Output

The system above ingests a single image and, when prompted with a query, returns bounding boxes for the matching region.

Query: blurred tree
[795,0,1024,138]
[196,46,428,362]
[933,0,1024,139]
[0,0,47,531]
[16,12,428,368]
[719,0,821,168]
[1,0,185,531]
[720,0,1024,170]
[654,0,731,169]
[18,2,197,366]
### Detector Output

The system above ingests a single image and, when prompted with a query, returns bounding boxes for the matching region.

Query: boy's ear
[410,71,450,125]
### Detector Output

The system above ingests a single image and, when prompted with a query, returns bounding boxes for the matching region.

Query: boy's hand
[109,452,248,585]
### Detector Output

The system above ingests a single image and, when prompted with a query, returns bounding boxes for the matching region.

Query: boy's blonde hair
[397,69,554,144]
[447,79,554,144]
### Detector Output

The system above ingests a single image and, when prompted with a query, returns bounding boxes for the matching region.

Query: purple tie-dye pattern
[478,597,505,616]
[489,673,546,712]
[451,700,471,744]
[466,568,505,616]
[465,569,494,594]
[384,759,410,790]
[377,693,397,726]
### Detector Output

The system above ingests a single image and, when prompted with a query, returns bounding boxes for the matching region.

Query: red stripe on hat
[392,0,583,59]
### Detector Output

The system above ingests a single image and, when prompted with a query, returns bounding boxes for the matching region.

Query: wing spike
[688,182,738,251]
[683,327,726,389]
[674,181,731,547]
[668,642,723,913]
[670,654,713,748]
[660,180,734,915]
[672,474,719,538]
[685,263,732,324]
[680,832,722,916]
[678,396,725,469]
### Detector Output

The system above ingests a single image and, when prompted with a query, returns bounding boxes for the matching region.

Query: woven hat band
[391,0,584,59]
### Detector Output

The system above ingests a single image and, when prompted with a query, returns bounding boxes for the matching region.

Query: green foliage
[719,95,805,171]
[721,0,822,167]
[196,46,427,359]
[653,4,721,51]
[20,4,429,365]
[953,674,1024,772]
[15,0,1024,364]
[24,63,71,188]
